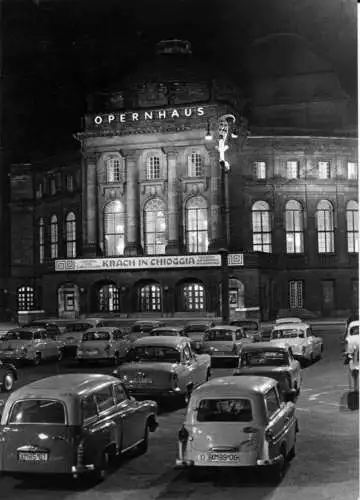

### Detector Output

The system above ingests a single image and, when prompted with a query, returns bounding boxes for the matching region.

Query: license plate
[18,452,48,463]
[199,453,241,463]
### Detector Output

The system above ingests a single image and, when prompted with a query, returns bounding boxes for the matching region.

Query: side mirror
[283,389,297,403]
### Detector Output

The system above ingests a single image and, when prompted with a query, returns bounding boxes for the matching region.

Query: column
[207,148,222,251]
[124,152,142,256]
[82,153,98,257]
[164,148,180,254]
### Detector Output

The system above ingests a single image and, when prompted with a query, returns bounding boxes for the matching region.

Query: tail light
[178,425,189,444]
[170,373,179,389]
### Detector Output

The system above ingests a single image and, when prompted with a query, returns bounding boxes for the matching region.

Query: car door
[112,383,144,451]
[43,329,60,358]
[183,344,203,388]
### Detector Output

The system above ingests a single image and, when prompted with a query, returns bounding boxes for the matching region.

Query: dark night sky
[2,0,357,162]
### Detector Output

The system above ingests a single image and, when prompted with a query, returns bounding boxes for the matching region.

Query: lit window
[50,178,56,195]
[316,200,335,253]
[251,201,272,253]
[16,286,35,311]
[185,197,208,253]
[106,157,123,183]
[254,161,266,180]
[318,161,330,179]
[104,200,125,257]
[183,283,205,311]
[146,156,161,180]
[139,283,162,312]
[66,174,74,192]
[98,284,120,312]
[289,280,303,309]
[65,212,77,258]
[36,183,43,199]
[347,162,358,180]
[39,218,45,263]
[346,200,359,253]
[286,161,299,179]
[188,152,203,177]
[50,214,58,259]
[285,200,304,253]
[144,198,167,255]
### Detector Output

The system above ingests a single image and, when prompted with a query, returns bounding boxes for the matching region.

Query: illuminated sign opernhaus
[93,106,205,125]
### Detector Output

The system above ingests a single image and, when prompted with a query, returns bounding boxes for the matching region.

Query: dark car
[182,322,212,353]
[0,360,17,392]
[230,319,262,342]
[129,321,166,343]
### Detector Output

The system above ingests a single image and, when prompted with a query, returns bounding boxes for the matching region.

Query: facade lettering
[93,106,205,125]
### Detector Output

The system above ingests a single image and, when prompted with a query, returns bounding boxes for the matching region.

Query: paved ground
[0,324,358,500]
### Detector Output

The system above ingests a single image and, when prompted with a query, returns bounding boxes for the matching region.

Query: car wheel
[2,371,15,392]
[288,442,296,461]
[33,353,42,366]
[136,425,149,455]
[94,451,110,483]
[266,447,286,485]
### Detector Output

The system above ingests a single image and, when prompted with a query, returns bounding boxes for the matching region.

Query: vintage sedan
[0,327,63,365]
[175,375,298,483]
[0,373,158,481]
[344,320,359,353]
[150,326,188,337]
[129,320,167,343]
[60,319,105,357]
[113,336,211,404]
[183,322,212,354]
[233,343,302,396]
[76,327,131,365]
[230,319,262,342]
[202,325,252,362]
[275,317,302,325]
[0,360,17,392]
[269,322,323,364]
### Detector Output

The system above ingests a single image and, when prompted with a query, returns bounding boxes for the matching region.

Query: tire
[288,443,296,461]
[93,451,110,483]
[137,425,149,455]
[33,353,41,366]
[1,371,15,392]
[267,448,286,485]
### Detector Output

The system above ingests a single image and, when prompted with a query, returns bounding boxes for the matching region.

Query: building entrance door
[321,280,335,316]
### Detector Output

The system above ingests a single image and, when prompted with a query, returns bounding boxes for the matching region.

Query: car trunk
[118,362,177,388]
[79,340,110,357]
[0,424,78,474]
[207,341,235,354]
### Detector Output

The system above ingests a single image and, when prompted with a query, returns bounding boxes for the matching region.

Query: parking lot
[0,324,358,500]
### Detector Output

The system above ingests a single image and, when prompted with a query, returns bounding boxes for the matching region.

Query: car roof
[151,326,183,332]
[82,326,120,333]
[272,322,309,329]
[240,342,289,352]
[192,375,276,398]
[208,325,240,331]
[275,317,302,324]
[133,336,189,348]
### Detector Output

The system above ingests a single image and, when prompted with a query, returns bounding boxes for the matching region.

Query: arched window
[251,201,272,253]
[188,152,203,177]
[65,212,77,258]
[104,200,125,257]
[106,156,123,183]
[316,200,335,253]
[183,283,205,312]
[185,197,208,253]
[98,284,120,312]
[16,286,35,311]
[144,198,167,255]
[39,218,45,263]
[139,283,162,312]
[346,200,359,253]
[285,200,304,253]
[50,214,58,259]
[146,155,161,180]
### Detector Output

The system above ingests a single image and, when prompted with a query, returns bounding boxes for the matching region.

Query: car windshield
[151,330,178,336]
[272,329,304,339]
[241,350,289,367]
[232,321,258,331]
[184,325,209,333]
[197,398,253,422]
[65,323,93,333]
[8,399,66,424]
[350,326,359,336]
[129,346,181,363]
[3,330,34,341]
[82,331,110,341]
[101,321,122,328]
[204,329,234,342]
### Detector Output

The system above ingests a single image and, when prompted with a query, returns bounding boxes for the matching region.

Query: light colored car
[269,322,323,364]
[203,325,252,362]
[233,342,302,396]
[344,320,359,354]
[129,321,167,343]
[0,327,63,365]
[0,323,19,340]
[275,317,302,325]
[175,375,298,483]
[113,336,211,404]
[230,319,262,342]
[183,322,212,354]
[76,327,132,365]
[0,373,158,480]
[150,326,187,337]
[61,319,105,357]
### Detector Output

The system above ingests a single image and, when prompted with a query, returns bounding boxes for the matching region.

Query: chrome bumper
[71,464,95,475]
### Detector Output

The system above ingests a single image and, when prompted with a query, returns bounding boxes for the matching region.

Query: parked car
[129,320,166,342]
[61,319,105,357]
[0,373,158,481]
[275,317,302,325]
[269,322,323,364]
[150,326,188,337]
[76,327,132,365]
[0,323,18,340]
[344,337,359,393]
[175,375,298,483]
[233,342,302,396]
[27,319,68,354]
[0,327,63,365]
[0,360,17,392]
[202,325,252,363]
[182,322,212,354]
[230,319,262,342]
[344,320,359,353]
[113,336,211,404]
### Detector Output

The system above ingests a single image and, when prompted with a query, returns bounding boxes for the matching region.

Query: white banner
[55,253,244,272]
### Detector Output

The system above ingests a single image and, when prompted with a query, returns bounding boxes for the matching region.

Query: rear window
[350,326,359,336]
[131,324,154,333]
[232,321,258,331]
[151,329,178,336]
[204,329,234,342]
[8,399,66,425]
[184,325,209,333]
[82,331,110,341]
[272,328,304,339]
[65,323,93,333]
[4,330,34,341]
[241,350,289,367]
[197,399,252,422]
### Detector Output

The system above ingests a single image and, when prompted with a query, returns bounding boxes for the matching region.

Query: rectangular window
[66,174,74,192]
[318,161,330,179]
[188,152,203,177]
[197,399,253,423]
[146,156,160,180]
[35,183,43,199]
[94,386,115,413]
[264,388,280,419]
[347,162,358,180]
[39,220,45,263]
[289,280,304,309]
[347,207,359,253]
[8,399,66,425]
[321,280,335,312]
[252,210,272,253]
[286,161,299,179]
[50,178,56,195]
[254,161,266,179]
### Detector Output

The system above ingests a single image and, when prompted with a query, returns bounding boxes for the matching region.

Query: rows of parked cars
[0,315,331,483]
